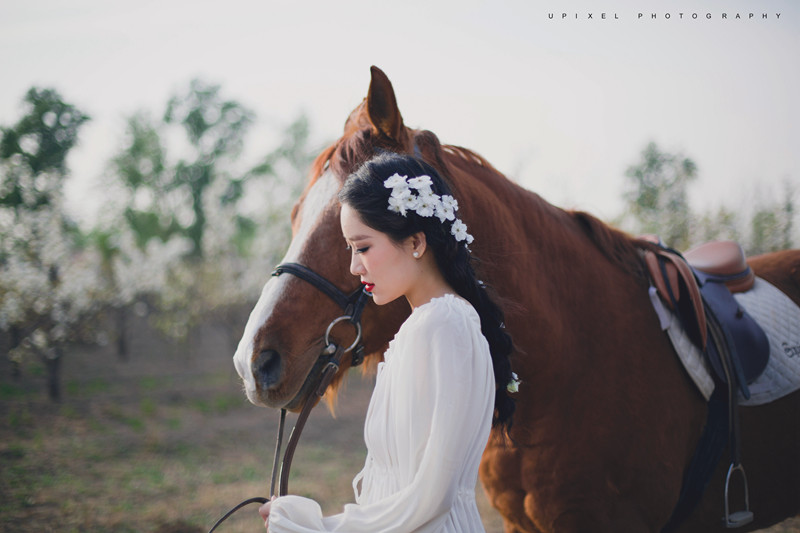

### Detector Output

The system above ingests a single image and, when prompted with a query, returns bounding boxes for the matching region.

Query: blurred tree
[623,142,697,250]
[152,114,311,345]
[103,80,311,345]
[0,88,89,209]
[692,206,741,246]
[109,80,256,259]
[0,87,100,401]
[620,144,796,254]
[748,181,795,255]
[109,111,178,248]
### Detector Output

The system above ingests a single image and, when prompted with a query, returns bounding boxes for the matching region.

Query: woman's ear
[409,231,427,258]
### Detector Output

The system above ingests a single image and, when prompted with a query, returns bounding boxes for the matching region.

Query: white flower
[440,195,458,213]
[415,192,439,217]
[450,219,470,242]
[507,372,521,393]
[383,173,408,189]
[434,204,448,223]
[401,194,419,213]
[387,186,413,216]
[390,184,411,199]
[388,195,406,215]
[435,195,458,222]
[407,175,433,193]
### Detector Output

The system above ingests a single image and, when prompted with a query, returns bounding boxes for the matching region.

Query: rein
[208,262,370,532]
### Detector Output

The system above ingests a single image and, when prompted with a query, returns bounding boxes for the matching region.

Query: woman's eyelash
[345,243,368,254]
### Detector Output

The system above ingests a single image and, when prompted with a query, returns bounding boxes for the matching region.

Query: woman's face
[340,204,419,306]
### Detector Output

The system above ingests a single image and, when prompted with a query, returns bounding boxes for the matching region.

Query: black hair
[338,152,515,430]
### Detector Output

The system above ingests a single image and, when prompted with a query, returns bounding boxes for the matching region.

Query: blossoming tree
[0,88,103,401]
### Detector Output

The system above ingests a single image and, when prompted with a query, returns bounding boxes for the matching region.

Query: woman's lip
[361,281,375,292]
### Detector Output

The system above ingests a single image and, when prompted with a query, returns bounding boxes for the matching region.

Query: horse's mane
[308,122,650,286]
[570,210,652,285]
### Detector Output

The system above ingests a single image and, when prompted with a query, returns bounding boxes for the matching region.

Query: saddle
[642,239,769,396]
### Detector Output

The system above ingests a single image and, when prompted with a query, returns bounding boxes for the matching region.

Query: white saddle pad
[654,277,800,406]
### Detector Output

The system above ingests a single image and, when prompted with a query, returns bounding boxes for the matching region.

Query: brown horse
[233,66,800,532]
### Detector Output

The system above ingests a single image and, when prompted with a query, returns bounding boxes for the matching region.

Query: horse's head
[233,67,414,409]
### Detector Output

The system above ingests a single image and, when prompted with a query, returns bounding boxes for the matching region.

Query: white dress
[268,294,495,533]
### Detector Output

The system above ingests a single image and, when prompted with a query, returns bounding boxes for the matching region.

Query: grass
[66,377,111,397]
[0,381,28,400]
[1,315,797,533]
[0,348,378,532]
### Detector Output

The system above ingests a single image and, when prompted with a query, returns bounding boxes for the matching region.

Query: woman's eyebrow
[345,234,371,242]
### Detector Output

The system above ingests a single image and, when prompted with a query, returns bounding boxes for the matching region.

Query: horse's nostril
[252,350,282,390]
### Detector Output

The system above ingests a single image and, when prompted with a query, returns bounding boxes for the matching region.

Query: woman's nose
[350,253,364,276]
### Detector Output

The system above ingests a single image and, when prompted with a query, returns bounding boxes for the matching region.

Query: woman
[260,152,517,532]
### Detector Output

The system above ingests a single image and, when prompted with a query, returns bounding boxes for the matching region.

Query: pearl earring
[413,251,420,258]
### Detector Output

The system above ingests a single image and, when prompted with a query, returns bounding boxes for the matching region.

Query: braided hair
[338,152,515,430]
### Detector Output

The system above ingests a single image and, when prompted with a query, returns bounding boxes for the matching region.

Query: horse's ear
[367,66,404,142]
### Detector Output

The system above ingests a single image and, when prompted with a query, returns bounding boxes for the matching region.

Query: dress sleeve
[268,305,494,533]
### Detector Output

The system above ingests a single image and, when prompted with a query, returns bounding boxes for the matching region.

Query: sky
[1,0,798,227]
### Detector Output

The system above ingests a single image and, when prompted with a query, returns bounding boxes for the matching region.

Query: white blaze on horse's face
[233,171,340,406]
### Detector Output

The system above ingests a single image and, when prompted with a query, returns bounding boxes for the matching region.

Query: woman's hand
[259,496,277,529]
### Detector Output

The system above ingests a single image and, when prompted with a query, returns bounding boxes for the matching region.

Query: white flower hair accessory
[506,372,521,394]
[383,173,474,245]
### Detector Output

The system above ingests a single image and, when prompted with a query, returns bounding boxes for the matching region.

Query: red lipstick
[362,281,375,293]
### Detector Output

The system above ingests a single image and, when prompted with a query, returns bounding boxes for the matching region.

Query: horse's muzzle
[252,349,282,391]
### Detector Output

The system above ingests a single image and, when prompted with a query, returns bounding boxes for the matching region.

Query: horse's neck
[462,163,637,306]
[465,167,583,258]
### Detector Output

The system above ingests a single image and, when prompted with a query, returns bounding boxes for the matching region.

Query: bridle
[209,262,371,532]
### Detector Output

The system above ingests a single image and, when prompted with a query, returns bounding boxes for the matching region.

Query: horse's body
[233,67,800,532]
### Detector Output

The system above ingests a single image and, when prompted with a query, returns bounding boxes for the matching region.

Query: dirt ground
[1,310,798,532]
